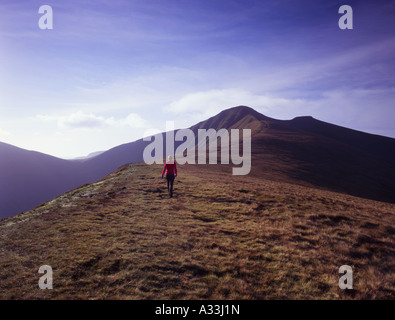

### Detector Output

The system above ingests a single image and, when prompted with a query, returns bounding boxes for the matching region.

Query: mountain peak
[218,105,267,120]
[292,115,315,121]
[190,105,268,131]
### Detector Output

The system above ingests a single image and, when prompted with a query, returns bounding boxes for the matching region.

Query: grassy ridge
[0,162,394,299]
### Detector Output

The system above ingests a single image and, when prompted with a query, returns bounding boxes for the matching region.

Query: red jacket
[162,161,177,177]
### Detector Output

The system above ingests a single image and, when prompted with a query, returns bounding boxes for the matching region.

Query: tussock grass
[0,162,394,299]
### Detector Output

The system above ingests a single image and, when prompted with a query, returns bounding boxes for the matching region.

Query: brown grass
[0,162,394,299]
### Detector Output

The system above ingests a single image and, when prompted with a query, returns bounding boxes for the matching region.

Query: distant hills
[1,106,395,218]
[71,151,105,160]
[0,139,147,218]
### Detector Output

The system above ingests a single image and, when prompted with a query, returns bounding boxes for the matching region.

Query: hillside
[194,106,395,203]
[0,139,147,219]
[1,162,394,299]
[1,105,395,218]
[0,142,83,217]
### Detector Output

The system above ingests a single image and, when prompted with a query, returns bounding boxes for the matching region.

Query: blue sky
[0,0,394,158]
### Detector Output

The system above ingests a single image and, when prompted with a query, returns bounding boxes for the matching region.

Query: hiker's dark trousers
[166,174,175,196]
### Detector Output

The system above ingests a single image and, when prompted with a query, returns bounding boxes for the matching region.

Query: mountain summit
[190,106,269,131]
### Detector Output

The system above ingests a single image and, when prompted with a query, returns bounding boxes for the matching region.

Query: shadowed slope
[287,116,395,164]
[189,106,395,203]
[0,142,82,217]
[249,114,395,203]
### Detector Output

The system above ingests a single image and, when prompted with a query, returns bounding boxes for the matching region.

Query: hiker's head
[168,155,173,163]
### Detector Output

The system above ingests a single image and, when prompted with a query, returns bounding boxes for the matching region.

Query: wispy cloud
[37,111,150,129]
[165,88,306,119]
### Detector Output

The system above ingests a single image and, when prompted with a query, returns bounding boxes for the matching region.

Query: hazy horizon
[1,0,394,158]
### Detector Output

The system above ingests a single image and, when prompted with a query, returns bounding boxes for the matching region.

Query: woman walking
[161,155,177,197]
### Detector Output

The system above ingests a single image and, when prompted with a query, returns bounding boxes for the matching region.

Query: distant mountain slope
[287,116,395,164]
[71,151,105,160]
[0,142,80,218]
[190,106,395,203]
[0,139,148,218]
[247,110,395,203]
[1,105,395,218]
